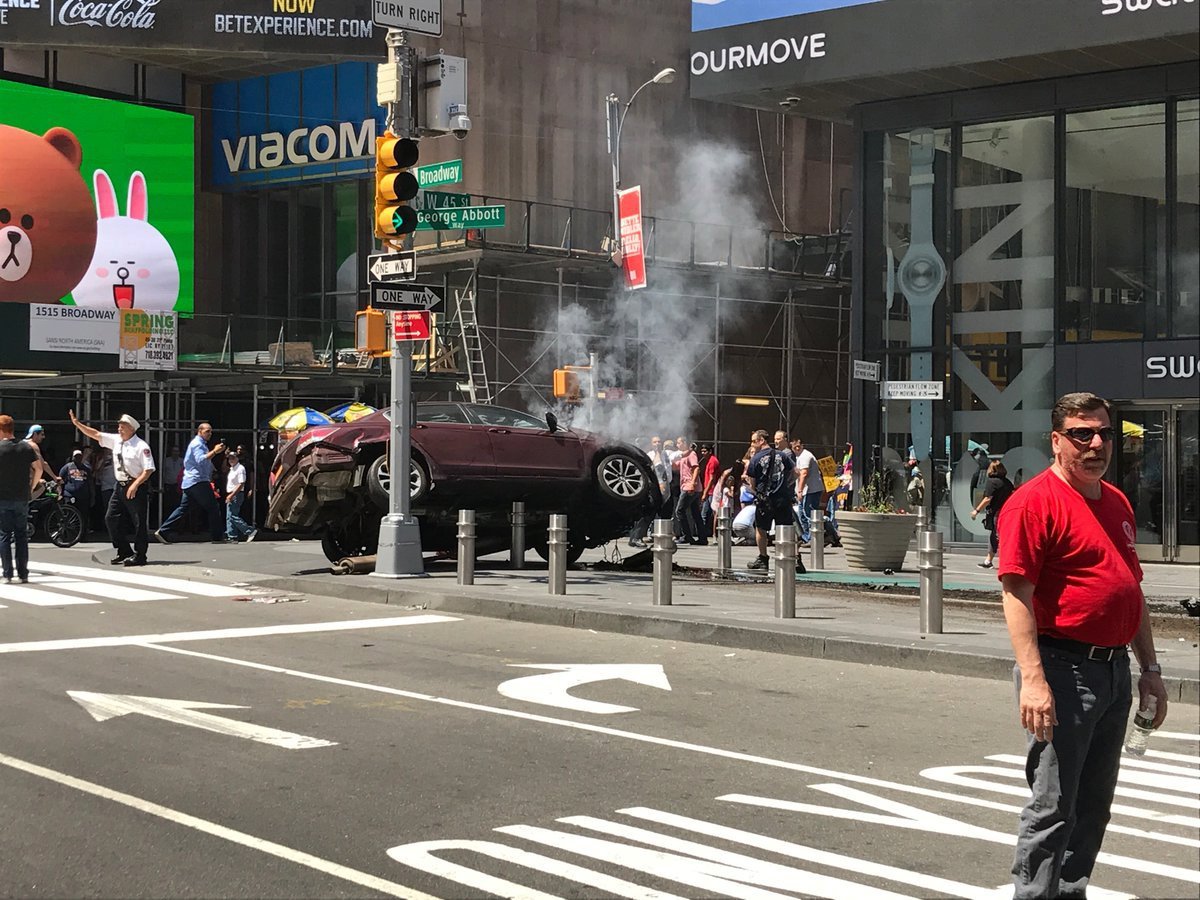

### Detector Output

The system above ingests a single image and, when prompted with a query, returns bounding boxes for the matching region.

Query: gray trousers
[1012,646,1131,899]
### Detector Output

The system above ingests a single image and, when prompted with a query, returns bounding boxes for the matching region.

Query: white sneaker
[246,529,258,543]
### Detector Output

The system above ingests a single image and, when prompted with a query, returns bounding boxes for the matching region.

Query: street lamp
[606,66,676,260]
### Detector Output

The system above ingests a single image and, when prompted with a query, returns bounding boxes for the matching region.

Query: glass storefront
[860,85,1200,561]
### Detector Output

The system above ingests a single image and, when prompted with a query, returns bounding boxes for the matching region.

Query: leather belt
[1038,634,1128,662]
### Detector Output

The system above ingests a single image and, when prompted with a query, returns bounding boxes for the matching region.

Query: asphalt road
[1,561,1197,899]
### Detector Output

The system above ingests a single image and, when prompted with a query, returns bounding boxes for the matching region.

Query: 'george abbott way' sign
[208,61,386,189]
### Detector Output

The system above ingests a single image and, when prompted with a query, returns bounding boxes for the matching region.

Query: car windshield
[470,406,548,429]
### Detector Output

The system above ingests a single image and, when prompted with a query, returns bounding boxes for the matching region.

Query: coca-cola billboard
[0,0,380,55]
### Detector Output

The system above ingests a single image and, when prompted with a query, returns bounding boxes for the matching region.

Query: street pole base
[370,515,426,578]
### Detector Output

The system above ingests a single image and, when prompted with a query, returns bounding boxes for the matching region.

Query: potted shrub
[837,469,917,571]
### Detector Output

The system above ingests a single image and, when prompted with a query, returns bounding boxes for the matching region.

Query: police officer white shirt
[98,431,156,484]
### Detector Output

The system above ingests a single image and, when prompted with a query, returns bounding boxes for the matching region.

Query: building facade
[1,1,855,519]
[691,0,1199,562]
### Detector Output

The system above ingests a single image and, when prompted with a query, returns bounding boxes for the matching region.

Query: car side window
[471,407,547,430]
[416,404,469,424]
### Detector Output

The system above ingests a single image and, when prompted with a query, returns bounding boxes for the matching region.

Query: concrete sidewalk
[56,535,1199,704]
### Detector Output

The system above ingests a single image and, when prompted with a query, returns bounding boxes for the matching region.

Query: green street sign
[416,190,471,211]
[416,205,506,231]
[415,159,463,188]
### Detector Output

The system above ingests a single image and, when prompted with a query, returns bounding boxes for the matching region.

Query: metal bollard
[774,524,797,618]
[548,513,568,595]
[919,528,944,634]
[511,501,526,570]
[916,505,928,533]
[810,507,825,570]
[456,509,476,585]
[715,506,732,574]
[651,518,675,606]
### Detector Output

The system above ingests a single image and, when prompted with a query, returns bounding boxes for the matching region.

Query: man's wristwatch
[1141,664,1162,675]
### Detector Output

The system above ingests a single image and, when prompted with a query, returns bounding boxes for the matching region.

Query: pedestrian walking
[998,392,1167,899]
[971,459,1014,568]
[673,440,701,545]
[790,436,824,547]
[745,430,805,573]
[223,450,258,542]
[697,443,721,541]
[0,414,40,584]
[156,422,227,544]
[68,411,156,567]
[629,436,666,548]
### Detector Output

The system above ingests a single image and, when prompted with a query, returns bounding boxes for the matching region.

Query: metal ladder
[454,284,492,405]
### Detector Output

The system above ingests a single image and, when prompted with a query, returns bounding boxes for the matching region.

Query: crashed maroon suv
[266,402,661,563]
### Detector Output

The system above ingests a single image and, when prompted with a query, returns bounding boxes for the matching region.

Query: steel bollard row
[774,524,797,618]
[511,501,526,570]
[456,508,476,586]
[548,513,568,595]
[715,506,732,574]
[651,518,675,606]
[918,528,944,634]
[810,507,825,570]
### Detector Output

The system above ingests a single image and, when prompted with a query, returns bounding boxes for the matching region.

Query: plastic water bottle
[1124,695,1158,756]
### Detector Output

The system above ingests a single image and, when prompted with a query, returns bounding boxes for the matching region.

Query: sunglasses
[1059,426,1116,444]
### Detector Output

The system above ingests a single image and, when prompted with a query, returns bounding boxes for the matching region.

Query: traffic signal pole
[373,27,425,579]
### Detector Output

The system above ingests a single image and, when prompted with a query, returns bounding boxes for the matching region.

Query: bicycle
[26,484,87,549]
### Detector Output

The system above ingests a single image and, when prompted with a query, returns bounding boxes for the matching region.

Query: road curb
[253,575,1198,705]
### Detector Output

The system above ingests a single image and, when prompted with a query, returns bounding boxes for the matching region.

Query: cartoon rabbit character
[71,170,180,311]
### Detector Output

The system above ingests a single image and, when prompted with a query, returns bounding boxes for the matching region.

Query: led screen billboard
[692,0,886,32]
[0,80,194,316]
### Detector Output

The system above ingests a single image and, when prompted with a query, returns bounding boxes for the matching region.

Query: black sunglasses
[1059,426,1116,444]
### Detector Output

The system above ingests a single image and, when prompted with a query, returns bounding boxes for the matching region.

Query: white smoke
[523,141,772,449]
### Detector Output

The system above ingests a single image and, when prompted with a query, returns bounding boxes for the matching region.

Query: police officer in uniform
[69,411,156,566]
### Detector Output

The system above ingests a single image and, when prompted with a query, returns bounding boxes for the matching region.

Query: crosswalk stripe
[38,580,184,603]
[0,584,100,606]
[28,561,246,598]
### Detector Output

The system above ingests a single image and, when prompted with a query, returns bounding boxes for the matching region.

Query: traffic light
[374,133,420,241]
[553,368,581,401]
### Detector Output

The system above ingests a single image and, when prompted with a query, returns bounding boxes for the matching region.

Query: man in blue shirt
[155,422,226,543]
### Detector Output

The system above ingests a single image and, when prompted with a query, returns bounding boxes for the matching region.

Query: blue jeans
[1011,646,1131,899]
[0,499,30,580]
[797,492,822,543]
[226,494,254,540]
[161,482,224,540]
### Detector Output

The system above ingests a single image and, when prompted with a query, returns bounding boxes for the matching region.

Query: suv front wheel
[594,452,648,503]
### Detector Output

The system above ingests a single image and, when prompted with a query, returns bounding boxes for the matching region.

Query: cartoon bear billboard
[0,81,194,315]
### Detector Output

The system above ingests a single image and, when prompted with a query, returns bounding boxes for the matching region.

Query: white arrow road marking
[497,664,671,714]
[68,691,336,750]
[29,561,247,597]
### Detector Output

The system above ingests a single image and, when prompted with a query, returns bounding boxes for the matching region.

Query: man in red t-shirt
[998,392,1168,899]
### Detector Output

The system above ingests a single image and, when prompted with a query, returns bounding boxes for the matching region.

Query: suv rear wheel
[367,455,430,508]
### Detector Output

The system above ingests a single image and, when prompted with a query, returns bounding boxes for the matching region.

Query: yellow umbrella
[328,402,377,423]
[1122,420,1145,438]
[265,407,334,432]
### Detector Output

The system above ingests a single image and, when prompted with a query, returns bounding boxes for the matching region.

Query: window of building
[1063,104,1167,342]
[1176,98,1199,339]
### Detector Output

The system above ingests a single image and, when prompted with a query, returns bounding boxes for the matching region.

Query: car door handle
[487,428,510,434]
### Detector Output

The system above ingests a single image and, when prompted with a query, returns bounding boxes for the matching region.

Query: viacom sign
[220,119,374,174]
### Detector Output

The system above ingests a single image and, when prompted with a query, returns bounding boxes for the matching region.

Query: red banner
[392,310,431,342]
[617,186,647,290]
